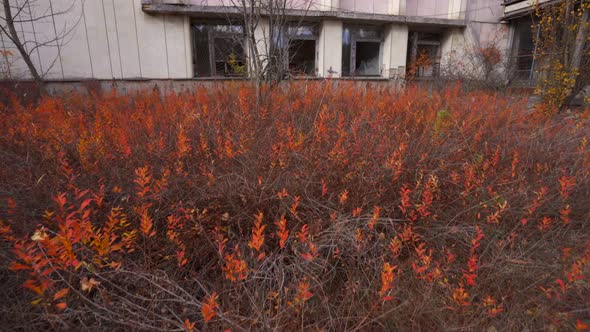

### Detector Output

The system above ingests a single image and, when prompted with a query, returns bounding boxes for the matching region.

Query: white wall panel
[318,20,342,77]
[32,0,64,79]
[54,0,93,79]
[82,0,111,79]
[0,3,29,79]
[383,24,408,78]
[165,15,190,78]
[101,0,123,78]
[114,0,142,78]
[134,0,168,78]
[15,0,44,75]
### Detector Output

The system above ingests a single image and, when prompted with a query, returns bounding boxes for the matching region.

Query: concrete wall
[406,0,450,18]
[0,0,192,80]
[174,0,333,11]
[440,0,510,78]
[383,24,408,78]
[0,0,512,82]
[504,0,551,16]
[318,20,343,77]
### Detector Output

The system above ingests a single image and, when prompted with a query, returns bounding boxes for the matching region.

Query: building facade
[0,0,540,82]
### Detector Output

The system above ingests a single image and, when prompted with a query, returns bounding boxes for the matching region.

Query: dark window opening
[193,26,212,77]
[213,37,246,77]
[355,42,380,76]
[342,25,383,77]
[192,22,246,78]
[289,39,316,75]
[407,32,441,78]
[274,23,318,76]
[342,28,351,76]
[510,17,536,81]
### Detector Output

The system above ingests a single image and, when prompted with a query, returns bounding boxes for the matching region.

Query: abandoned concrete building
[0,0,552,85]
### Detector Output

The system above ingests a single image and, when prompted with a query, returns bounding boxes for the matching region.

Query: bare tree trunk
[564,4,589,108]
[229,0,313,97]
[2,0,43,83]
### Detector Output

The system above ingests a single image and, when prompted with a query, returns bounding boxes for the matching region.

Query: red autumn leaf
[79,198,93,211]
[556,278,566,293]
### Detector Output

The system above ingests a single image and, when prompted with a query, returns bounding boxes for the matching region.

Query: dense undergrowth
[0,82,589,331]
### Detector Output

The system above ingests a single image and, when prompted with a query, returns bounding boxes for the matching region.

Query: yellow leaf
[80,277,101,292]
[31,229,47,242]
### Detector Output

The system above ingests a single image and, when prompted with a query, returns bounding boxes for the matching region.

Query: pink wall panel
[374,0,389,14]
[185,0,217,5]
[467,0,504,22]
[406,0,451,17]
[406,0,418,16]
[288,0,316,10]
[355,1,373,13]
[340,0,355,11]
[435,0,449,17]
[416,0,436,17]
[175,0,507,20]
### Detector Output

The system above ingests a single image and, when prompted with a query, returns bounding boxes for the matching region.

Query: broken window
[510,17,536,81]
[289,39,316,75]
[273,23,318,76]
[287,25,318,76]
[407,32,441,78]
[342,25,383,77]
[192,22,246,77]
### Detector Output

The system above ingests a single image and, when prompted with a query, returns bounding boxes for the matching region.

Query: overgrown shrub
[0,82,589,331]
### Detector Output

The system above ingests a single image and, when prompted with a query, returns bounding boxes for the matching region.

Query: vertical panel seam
[112,0,123,78]
[26,0,44,74]
[163,15,170,78]
[132,0,143,78]
[183,16,189,78]
[48,0,65,79]
[81,0,94,78]
[323,22,326,76]
[100,0,114,78]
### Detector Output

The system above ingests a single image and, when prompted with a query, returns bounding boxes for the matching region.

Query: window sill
[339,77,391,81]
[191,77,249,81]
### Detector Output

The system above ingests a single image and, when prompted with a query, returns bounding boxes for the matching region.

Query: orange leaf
[53,288,69,300]
[184,318,195,332]
[202,292,219,322]
[79,198,93,211]
[339,189,349,204]
[55,302,67,310]
[576,319,590,331]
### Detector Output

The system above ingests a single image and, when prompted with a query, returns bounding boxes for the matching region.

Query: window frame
[509,17,538,82]
[407,31,442,78]
[342,24,384,77]
[191,21,247,78]
[276,22,319,77]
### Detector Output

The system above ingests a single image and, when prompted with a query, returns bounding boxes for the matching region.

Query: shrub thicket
[1,83,589,331]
